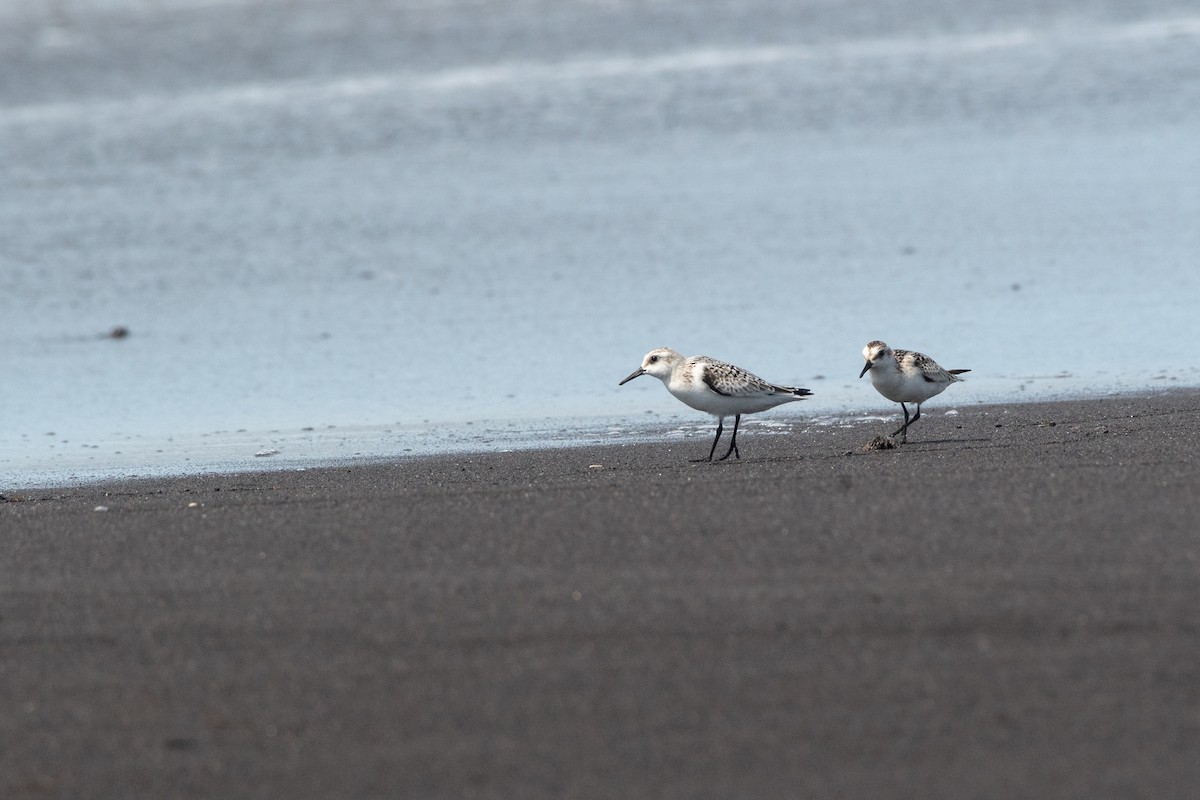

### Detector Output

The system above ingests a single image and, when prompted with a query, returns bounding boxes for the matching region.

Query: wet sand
[3,391,1200,799]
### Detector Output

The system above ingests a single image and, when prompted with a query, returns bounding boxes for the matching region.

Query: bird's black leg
[718,414,742,461]
[891,403,911,441]
[891,403,922,443]
[693,417,725,462]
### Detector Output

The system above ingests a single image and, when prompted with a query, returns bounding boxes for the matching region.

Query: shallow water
[2,0,1199,488]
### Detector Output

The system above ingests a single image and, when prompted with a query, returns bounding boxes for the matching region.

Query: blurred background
[2,0,1198,484]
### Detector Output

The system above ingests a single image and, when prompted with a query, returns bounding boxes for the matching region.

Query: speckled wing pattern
[695,357,810,397]
[895,349,967,384]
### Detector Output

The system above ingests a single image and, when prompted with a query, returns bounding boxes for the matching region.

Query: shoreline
[4,389,1200,798]
[4,384,1196,494]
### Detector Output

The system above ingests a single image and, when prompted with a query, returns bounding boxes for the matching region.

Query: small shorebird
[859,340,969,443]
[619,347,812,461]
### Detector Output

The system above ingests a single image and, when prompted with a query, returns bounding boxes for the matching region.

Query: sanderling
[619,347,812,461]
[859,340,969,443]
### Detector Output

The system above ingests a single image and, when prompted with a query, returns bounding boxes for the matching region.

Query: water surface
[3,0,1198,487]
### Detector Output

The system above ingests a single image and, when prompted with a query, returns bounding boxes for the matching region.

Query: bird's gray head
[619,347,683,385]
[859,340,892,378]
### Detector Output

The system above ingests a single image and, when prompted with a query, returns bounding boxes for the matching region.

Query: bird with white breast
[619,347,812,462]
[859,340,969,443]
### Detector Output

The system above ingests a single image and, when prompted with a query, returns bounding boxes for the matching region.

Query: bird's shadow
[883,435,992,448]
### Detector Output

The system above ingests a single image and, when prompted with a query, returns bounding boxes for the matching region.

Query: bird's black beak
[619,368,646,386]
[858,361,872,379]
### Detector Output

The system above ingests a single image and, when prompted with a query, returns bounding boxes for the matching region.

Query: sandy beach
[4,390,1199,798]
[5,0,1199,796]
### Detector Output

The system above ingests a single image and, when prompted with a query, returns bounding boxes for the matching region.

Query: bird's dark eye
[649,355,658,363]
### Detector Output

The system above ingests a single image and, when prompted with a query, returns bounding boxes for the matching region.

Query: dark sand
[4,391,1200,799]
